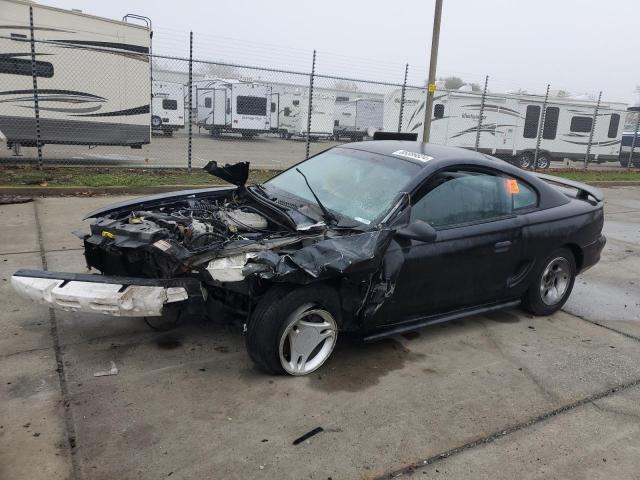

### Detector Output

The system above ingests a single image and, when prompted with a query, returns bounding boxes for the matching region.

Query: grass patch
[0,166,279,188]
[0,166,639,189]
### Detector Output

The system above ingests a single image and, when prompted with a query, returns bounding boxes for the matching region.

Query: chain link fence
[1,14,639,173]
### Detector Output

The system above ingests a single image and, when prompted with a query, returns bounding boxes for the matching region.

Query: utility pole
[422,0,443,143]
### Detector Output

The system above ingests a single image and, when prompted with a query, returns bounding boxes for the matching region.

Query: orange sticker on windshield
[505,179,520,194]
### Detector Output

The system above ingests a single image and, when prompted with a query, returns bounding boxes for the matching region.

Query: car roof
[336,140,570,210]
[338,140,491,165]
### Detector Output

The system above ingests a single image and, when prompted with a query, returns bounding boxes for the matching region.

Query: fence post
[398,63,409,133]
[305,50,316,160]
[584,91,602,169]
[628,112,640,171]
[187,31,193,173]
[474,75,489,151]
[28,6,43,170]
[533,84,550,171]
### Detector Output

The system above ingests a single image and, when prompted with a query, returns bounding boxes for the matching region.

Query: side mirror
[395,220,437,243]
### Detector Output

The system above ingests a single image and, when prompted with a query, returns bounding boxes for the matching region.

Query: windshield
[264,147,420,225]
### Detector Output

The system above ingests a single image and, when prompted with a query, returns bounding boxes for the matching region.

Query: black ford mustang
[12,141,606,376]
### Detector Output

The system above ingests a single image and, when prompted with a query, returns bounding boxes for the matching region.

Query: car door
[371,167,527,327]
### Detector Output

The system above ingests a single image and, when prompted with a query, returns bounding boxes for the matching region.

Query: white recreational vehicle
[195,79,272,137]
[333,98,384,141]
[151,81,185,136]
[0,0,151,148]
[384,88,627,168]
[278,91,335,140]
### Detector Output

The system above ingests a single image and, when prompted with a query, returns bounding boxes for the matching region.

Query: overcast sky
[38,0,639,103]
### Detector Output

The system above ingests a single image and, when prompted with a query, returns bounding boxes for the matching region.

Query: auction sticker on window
[391,150,433,162]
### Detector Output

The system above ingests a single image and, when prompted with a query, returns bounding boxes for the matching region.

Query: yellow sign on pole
[427,83,437,93]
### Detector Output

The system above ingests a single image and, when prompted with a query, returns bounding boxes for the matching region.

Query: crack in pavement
[568,311,640,344]
[375,376,640,479]
[34,200,80,480]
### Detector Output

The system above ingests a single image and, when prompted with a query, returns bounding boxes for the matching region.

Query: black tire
[518,152,532,169]
[535,154,551,169]
[246,284,341,375]
[522,247,576,316]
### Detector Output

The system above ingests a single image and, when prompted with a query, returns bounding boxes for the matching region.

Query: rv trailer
[333,98,383,141]
[0,0,151,149]
[384,88,627,168]
[195,79,272,138]
[151,81,185,136]
[279,91,335,140]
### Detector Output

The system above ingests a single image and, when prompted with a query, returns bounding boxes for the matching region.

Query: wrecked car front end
[11,160,399,331]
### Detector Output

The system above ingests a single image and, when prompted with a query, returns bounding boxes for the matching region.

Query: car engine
[81,193,295,278]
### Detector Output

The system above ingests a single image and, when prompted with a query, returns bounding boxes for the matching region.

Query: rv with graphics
[278,91,335,140]
[195,79,272,138]
[151,81,185,136]
[0,0,151,149]
[384,88,627,168]
[333,98,384,141]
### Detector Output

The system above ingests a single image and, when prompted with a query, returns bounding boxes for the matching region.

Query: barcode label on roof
[392,150,433,162]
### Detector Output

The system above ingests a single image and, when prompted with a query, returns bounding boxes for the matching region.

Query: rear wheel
[151,115,162,129]
[522,248,576,316]
[246,285,340,375]
[535,154,551,169]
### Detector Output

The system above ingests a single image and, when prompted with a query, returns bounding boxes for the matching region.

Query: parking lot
[1,186,639,479]
[0,132,631,171]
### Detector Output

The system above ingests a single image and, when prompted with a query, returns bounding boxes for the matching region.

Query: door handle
[494,240,512,253]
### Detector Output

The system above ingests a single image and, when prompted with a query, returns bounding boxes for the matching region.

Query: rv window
[284,107,291,117]
[523,105,540,138]
[204,97,212,108]
[271,102,276,113]
[237,96,267,116]
[0,57,53,78]
[542,107,559,140]
[608,114,620,138]
[292,100,300,106]
[434,104,445,119]
[226,98,231,115]
[162,99,178,111]
[336,96,349,102]
[570,116,593,133]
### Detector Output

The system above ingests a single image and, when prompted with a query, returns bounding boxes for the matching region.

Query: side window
[434,103,445,119]
[270,102,276,113]
[204,97,212,108]
[542,106,559,140]
[523,105,540,138]
[570,116,593,133]
[511,179,538,210]
[162,99,177,110]
[411,170,538,228]
[226,98,231,114]
[608,113,620,138]
[292,100,300,106]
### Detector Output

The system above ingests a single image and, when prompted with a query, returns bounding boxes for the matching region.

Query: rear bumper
[11,270,204,317]
[580,234,607,273]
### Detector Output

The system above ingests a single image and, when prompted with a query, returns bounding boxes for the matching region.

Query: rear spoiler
[532,173,604,203]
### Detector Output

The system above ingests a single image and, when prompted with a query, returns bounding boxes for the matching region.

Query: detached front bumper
[11,269,204,317]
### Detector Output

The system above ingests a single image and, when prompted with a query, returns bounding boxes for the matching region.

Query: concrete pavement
[1,187,639,479]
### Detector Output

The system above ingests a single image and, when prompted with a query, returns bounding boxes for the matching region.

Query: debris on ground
[93,361,119,377]
[292,427,324,445]
[0,195,33,205]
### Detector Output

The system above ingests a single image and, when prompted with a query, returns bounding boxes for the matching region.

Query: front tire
[522,248,576,316]
[246,285,340,375]
[535,154,551,169]
[518,152,532,169]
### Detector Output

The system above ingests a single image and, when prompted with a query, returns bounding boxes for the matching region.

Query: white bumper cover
[11,275,189,317]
